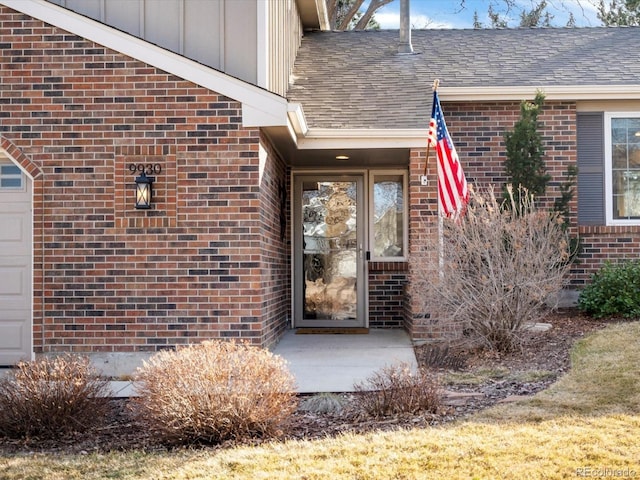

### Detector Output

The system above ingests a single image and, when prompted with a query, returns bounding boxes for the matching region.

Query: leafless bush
[419,343,467,371]
[353,362,442,418]
[299,392,348,414]
[0,355,110,439]
[131,340,298,445]
[411,186,574,353]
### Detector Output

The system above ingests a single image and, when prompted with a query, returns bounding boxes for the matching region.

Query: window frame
[604,112,640,226]
[368,169,408,262]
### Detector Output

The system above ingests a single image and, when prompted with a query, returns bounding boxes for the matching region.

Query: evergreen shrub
[578,260,640,318]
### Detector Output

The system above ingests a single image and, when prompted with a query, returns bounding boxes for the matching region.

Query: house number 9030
[128,163,162,175]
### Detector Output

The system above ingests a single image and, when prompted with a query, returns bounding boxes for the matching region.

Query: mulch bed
[0,308,620,455]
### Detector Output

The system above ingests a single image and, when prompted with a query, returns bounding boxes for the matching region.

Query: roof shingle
[287,28,640,129]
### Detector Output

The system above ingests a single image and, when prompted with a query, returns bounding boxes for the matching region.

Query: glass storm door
[293,175,366,328]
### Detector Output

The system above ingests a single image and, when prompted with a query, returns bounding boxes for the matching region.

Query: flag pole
[429,79,445,273]
[424,79,440,177]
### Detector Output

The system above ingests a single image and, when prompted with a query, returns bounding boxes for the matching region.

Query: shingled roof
[287,28,640,130]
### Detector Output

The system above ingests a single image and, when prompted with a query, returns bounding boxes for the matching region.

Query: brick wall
[368,261,407,328]
[0,6,289,352]
[573,226,640,286]
[407,100,579,340]
[257,137,291,347]
[406,147,440,339]
[443,101,640,286]
[444,101,578,213]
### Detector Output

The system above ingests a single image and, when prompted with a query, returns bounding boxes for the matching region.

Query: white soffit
[1,0,288,127]
[286,104,426,149]
[298,129,429,149]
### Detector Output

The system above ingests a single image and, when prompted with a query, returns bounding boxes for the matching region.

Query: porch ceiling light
[335,155,350,160]
[134,172,154,209]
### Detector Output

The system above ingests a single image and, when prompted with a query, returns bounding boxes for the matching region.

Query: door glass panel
[372,174,405,258]
[302,180,358,321]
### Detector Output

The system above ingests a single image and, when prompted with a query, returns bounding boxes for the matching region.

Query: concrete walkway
[0,329,418,395]
[272,328,418,393]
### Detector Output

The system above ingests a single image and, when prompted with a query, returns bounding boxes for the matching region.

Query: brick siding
[574,225,640,286]
[407,100,581,340]
[4,5,639,349]
[0,6,289,352]
[368,261,407,328]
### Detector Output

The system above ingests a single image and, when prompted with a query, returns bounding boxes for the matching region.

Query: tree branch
[353,0,394,30]
[338,0,365,30]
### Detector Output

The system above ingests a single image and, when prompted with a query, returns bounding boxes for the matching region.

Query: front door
[293,175,366,328]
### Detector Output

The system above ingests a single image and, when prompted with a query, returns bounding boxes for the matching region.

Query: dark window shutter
[577,112,605,225]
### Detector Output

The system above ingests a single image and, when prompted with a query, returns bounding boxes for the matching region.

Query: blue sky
[372,0,601,29]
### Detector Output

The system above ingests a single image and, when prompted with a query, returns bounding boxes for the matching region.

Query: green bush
[0,355,110,439]
[131,340,298,445]
[578,260,640,318]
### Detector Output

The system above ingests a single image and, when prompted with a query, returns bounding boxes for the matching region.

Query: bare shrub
[419,343,467,371]
[353,362,441,418]
[131,340,298,445]
[0,355,110,439]
[411,186,574,352]
[299,392,348,414]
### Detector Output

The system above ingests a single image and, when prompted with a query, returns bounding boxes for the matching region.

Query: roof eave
[287,85,640,149]
[439,85,640,101]
[296,0,330,31]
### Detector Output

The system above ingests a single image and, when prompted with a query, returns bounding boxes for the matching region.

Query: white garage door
[0,154,32,365]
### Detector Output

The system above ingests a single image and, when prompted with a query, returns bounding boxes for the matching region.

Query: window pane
[630,145,640,167]
[628,119,640,143]
[0,162,23,190]
[612,144,627,169]
[0,178,22,188]
[612,170,626,196]
[610,117,640,220]
[612,126,627,144]
[373,174,404,258]
[0,165,20,175]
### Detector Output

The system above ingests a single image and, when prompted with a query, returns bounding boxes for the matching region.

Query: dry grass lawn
[1,322,639,479]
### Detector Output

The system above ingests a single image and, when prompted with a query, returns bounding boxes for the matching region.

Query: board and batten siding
[577,112,605,226]
[267,0,303,97]
[46,0,260,88]
[46,0,302,96]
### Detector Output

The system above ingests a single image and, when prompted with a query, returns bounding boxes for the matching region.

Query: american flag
[427,90,469,217]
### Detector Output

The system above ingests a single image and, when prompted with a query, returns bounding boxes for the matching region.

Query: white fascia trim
[314,0,331,31]
[1,0,288,127]
[439,85,640,101]
[286,103,308,145]
[296,128,428,149]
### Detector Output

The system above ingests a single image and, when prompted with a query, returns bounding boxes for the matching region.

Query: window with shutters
[605,113,640,224]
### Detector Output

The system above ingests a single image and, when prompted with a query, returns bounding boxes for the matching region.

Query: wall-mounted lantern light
[134,172,154,209]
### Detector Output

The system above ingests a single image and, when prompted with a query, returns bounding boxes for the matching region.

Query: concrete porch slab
[272,328,418,393]
[1,329,418,396]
